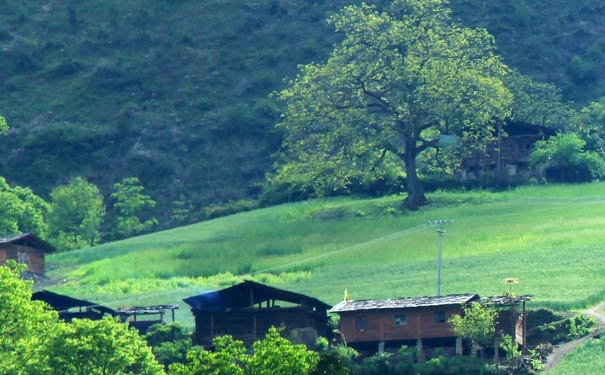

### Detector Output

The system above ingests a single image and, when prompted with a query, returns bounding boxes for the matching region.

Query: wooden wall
[194,306,327,346]
[0,244,45,275]
[338,306,463,344]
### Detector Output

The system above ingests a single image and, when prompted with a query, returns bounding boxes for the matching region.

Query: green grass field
[47,183,605,327]
[549,337,605,375]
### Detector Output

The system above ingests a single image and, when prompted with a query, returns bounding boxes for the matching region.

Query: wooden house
[0,233,55,277]
[329,294,479,355]
[183,280,330,347]
[460,121,555,184]
[32,290,116,321]
[330,293,531,356]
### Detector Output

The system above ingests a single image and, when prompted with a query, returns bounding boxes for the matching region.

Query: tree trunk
[403,147,427,209]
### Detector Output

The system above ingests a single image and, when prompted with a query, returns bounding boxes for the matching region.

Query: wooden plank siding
[184,281,330,347]
[338,306,462,344]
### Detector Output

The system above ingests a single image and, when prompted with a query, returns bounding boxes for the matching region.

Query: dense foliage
[0,261,164,374]
[529,133,605,182]
[0,0,604,222]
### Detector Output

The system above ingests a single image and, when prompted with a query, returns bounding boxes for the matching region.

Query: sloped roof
[32,290,116,315]
[0,233,56,253]
[329,293,479,313]
[183,280,330,311]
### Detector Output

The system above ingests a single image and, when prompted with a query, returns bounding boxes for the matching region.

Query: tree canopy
[0,177,50,237]
[274,0,512,208]
[109,177,157,240]
[48,176,106,250]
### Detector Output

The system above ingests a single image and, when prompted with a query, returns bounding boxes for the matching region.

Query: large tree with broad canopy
[274,0,513,208]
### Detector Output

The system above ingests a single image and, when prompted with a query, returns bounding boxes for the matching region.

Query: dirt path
[543,301,605,372]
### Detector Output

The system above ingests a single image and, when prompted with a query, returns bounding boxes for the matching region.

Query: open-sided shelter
[32,290,116,321]
[116,304,179,334]
[184,280,330,346]
[0,233,55,277]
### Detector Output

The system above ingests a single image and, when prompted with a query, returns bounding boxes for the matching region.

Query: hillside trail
[544,301,605,372]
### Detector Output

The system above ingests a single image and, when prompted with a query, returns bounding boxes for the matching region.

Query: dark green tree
[274,0,512,208]
[110,177,157,240]
[48,177,105,250]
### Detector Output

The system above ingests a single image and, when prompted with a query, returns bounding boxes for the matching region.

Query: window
[434,311,446,323]
[356,316,368,331]
[394,314,407,326]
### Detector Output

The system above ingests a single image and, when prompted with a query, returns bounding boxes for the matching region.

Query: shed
[32,290,116,321]
[184,280,330,347]
[0,233,55,277]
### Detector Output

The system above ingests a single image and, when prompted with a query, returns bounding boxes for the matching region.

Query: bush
[530,133,605,182]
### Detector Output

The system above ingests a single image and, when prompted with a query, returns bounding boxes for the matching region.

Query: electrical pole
[428,220,452,296]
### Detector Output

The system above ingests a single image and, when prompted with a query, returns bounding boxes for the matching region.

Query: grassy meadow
[47,183,605,326]
[549,336,605,375]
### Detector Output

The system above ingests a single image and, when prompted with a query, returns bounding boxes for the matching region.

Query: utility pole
[428,220,452,296]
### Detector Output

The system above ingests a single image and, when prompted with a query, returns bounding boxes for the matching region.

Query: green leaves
[110,177,157,240]
[38,317,164,375]
[530,133,605,182]
[0,176,50,237]
[449,302,498,348]
[273,0,513,207]
[169,327,318,375]
[48,177,105,250]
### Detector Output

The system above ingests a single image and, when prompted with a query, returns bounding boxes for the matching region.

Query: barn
[184,280,330,347]
[0,233,55,277]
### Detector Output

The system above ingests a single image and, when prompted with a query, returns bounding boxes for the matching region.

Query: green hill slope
[2,0,605,226]
[47,183,605,322]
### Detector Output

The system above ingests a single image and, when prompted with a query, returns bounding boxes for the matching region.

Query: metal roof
[329,293,480,313]
[32,290,116,315]
[0,233,56,253]
[184,280,330,311]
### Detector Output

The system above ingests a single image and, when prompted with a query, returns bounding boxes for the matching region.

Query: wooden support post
[253,313,257,341]
[416,339,425,363]
[456,337,463,355]
[378,341,385,354]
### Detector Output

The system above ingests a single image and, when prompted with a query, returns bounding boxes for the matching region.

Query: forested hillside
[1,0,604,227]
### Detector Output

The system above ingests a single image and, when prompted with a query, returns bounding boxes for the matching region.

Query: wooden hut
[184,280,330,347]
[0,233,55,277]
[460,121,555,184]
[329,294,480,354]
[32,290,116,321]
